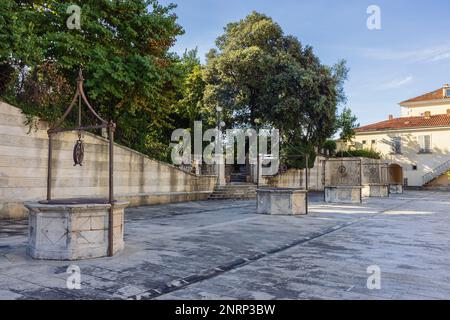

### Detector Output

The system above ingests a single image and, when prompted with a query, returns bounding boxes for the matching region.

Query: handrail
[423,159,450,185]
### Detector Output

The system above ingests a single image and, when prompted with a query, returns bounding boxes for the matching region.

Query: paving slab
[0,191,449,300]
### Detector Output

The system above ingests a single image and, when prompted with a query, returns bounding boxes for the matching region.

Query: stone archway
[389,164,403,184]
[388,164,404,194]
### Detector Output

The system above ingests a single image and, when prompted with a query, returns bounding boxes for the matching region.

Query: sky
[159,0,450,126]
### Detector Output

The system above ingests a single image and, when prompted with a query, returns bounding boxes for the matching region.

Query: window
[371,140,376,144]
[446,89,450,97]
[392,137,402,154]
[362,140,367,145]
[412,165,418,171]
[418,135,432,153]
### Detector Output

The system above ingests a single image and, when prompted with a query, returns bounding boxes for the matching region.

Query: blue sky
[160,0,450,126]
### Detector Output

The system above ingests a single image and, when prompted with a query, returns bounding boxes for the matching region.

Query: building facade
[349,85,450,188]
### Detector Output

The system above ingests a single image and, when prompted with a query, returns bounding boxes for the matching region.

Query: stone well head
[26,200,127,261]
[26,69,128,260]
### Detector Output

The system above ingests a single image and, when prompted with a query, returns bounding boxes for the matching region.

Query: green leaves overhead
[0,0,184,160]
[1,6,352,165]
[204,12,349,149]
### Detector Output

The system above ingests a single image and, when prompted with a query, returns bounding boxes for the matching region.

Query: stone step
[208,195,256,200]
[213,190,256,194]
[213,187,256,190]
[217,186,256,188]
[208,183,257,200]
[229,173,247,182]
[209,192,256,196]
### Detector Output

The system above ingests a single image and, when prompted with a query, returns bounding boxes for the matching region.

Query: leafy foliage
[322,139,337,156]
[337,107,359,143]
[204,11,348,154]
[1,7,352,166]
[0,0,184,161]
[281,140,316,169]
[172,49,212,130]
[336,149,381,159]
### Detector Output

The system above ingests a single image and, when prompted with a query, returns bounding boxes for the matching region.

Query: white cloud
[383,75,414,89]
[348,74,414,94]
[355,43,450,63]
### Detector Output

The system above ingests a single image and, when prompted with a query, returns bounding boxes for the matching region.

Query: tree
[337,107,359,143]
[323,139,337,156]
[0,0,184,160]
[172,49,212,130]
[203,12,348,162]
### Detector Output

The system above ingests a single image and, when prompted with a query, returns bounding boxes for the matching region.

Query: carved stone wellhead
[25,68,127,260]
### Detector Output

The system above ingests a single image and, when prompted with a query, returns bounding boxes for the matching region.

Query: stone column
[250,155,263,185]
[194,159,201,175]
[216,154,226,186]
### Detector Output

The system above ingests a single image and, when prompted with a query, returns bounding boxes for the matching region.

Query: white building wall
[353,127,450,187]
[401,102,450,117]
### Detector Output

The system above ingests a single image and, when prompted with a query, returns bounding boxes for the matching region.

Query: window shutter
[419,135,425,152]
[425,135,431,152]
[419,135,431,153]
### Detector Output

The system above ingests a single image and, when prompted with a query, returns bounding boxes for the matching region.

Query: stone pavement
[0,191,449,300]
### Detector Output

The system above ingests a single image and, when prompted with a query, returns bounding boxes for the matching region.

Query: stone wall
[261,156,326,191]
[0,101,216,219]
[324,158,362,187]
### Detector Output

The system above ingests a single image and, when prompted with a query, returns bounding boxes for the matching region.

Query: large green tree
[0,0,184,160]
[337,106,359,143]
[204,12,348,167]
[172,49,212,130]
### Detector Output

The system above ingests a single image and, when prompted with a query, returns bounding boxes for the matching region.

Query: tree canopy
[203,12,349,167]
[337,107,359,143]
[1,6,353,166]
[0,0,186,160]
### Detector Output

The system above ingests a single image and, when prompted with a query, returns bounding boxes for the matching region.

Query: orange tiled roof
[400,87,449,104]
[356,114,450,132]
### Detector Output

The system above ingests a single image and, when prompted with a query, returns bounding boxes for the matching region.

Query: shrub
[322,140,337,156]
[335,149,381,159]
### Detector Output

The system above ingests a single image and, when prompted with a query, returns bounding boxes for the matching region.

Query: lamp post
[305,153,309,191]
[216,106,223,186]
[254,118,262,188]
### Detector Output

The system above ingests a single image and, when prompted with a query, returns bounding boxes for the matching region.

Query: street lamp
[254,118,262,188]
[216,106,223,186]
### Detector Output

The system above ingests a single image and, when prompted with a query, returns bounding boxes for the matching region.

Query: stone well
[389,184,403,194]
[325,186,363,204]
[25,200,128,260]
[257,188,308,216]
[361,160,389,198]
[362,184,389,198]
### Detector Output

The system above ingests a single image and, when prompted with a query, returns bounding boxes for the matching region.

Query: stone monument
[324,158,363,204]
[257,188,308,215]
[361,160,389,198]
[257,154,309,215]
[25,69,128,260]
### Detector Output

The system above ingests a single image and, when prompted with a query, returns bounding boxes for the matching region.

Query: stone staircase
[208,183,257,200]
[423,159,450,186]
[229,173,247,183]
[229,165,250,183]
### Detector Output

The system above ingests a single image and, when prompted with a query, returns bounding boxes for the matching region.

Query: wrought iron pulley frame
[45,69,116,256]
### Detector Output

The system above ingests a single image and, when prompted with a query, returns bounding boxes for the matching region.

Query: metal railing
[422,159,450,185]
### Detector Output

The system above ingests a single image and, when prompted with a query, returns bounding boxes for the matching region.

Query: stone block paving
[1,191,450,300]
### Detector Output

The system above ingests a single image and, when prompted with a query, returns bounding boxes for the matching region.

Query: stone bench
[25,200,128,260]
[257,188,308,216]
[325,186,363,204]
[389,184,403,194]
[362,184,389,198]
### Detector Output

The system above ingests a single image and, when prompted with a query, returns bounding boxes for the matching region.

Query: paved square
[1,191,450,300]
